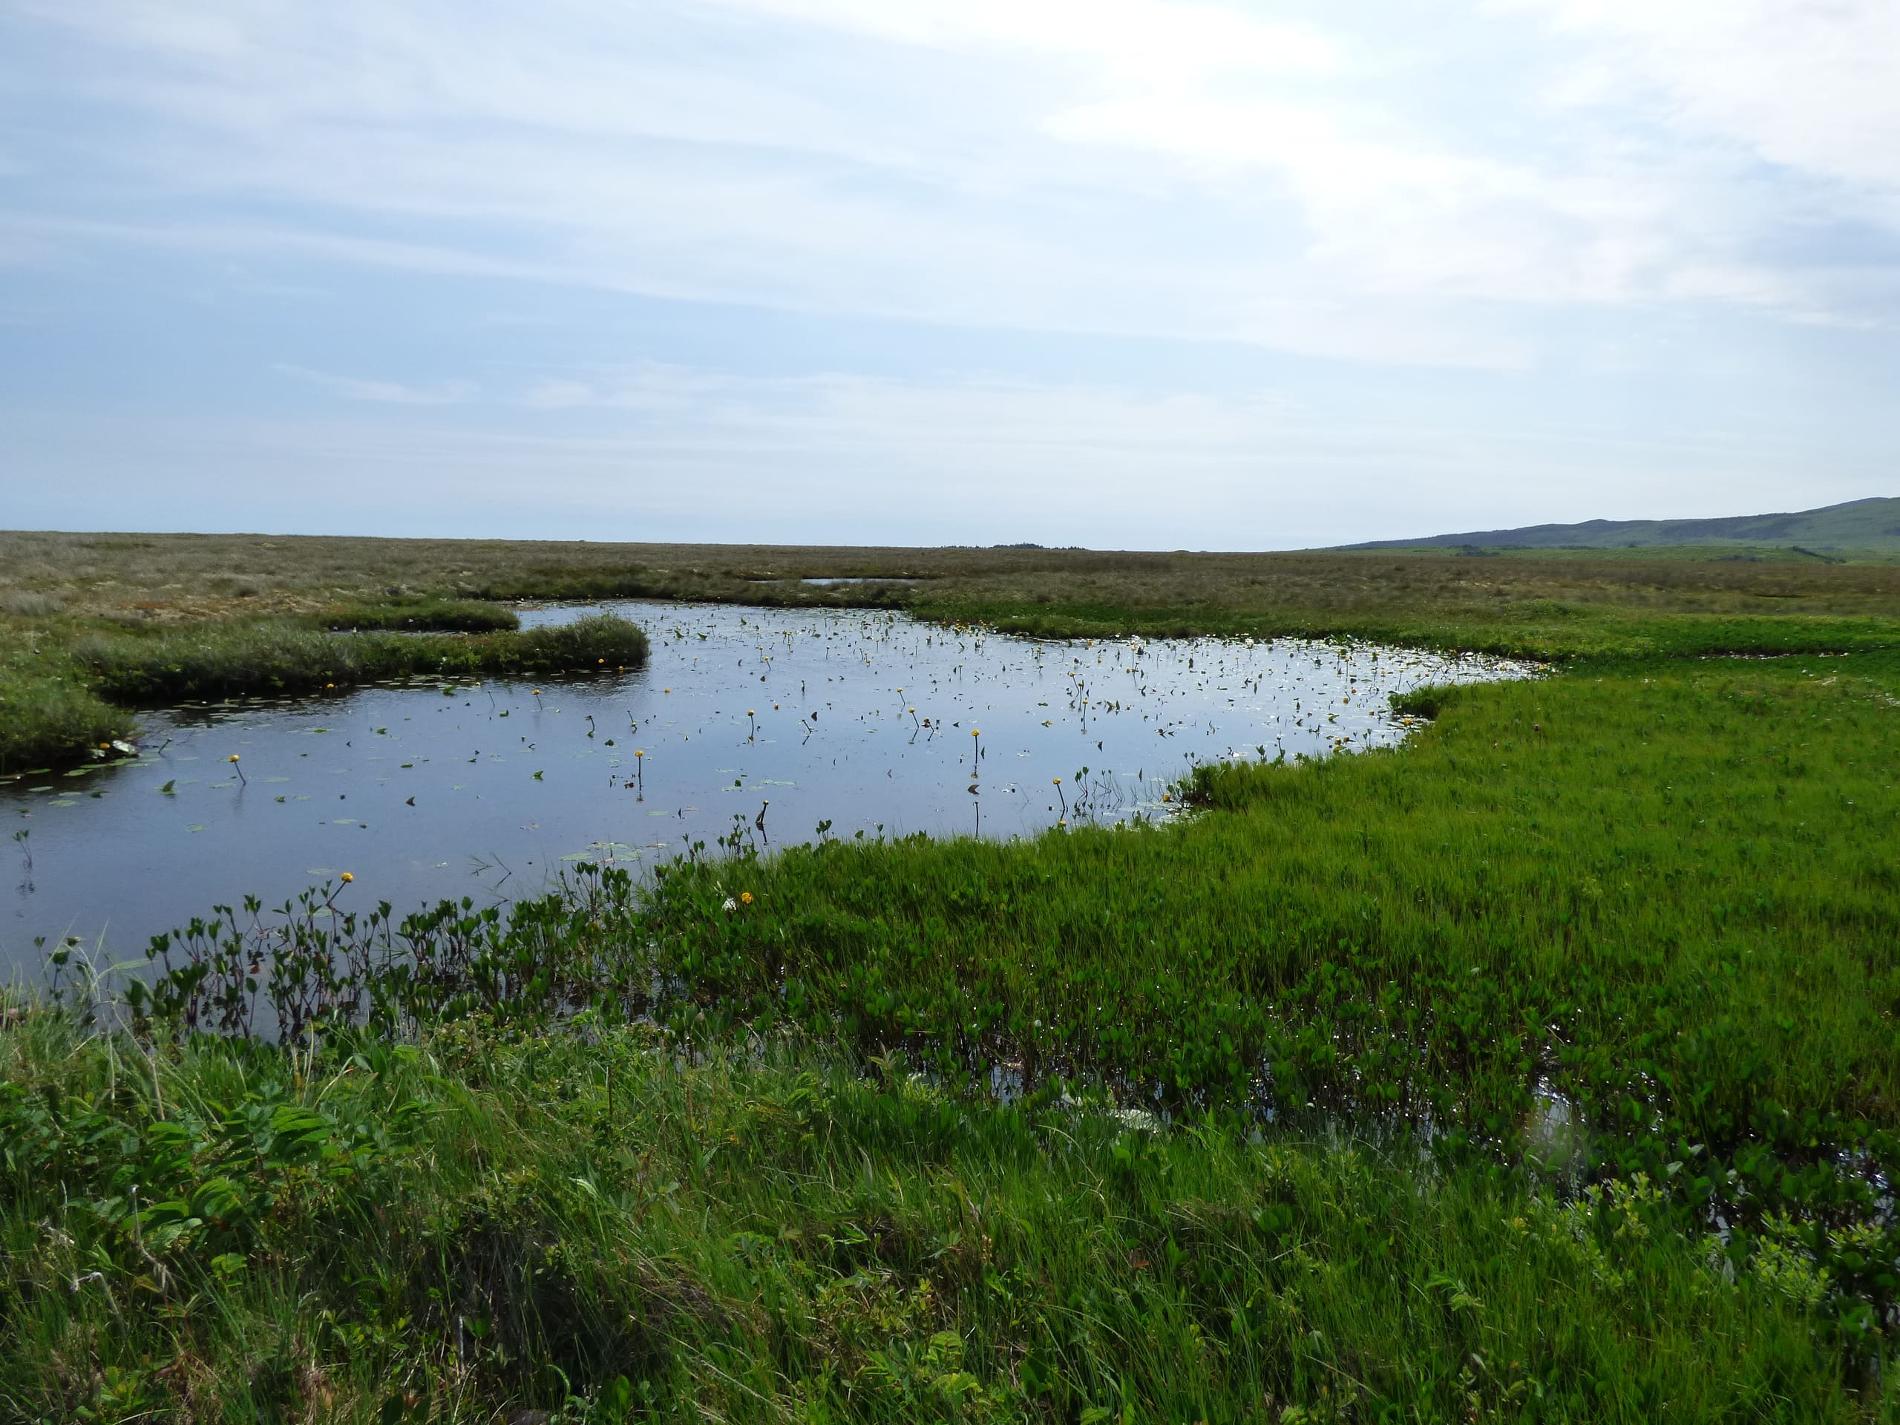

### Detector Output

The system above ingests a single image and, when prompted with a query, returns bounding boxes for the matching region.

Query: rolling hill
[1343,496,1900,557]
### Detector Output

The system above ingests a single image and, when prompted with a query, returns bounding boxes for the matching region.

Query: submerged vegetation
[2,531,1899,1418]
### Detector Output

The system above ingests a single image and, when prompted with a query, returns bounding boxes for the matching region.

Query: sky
[1,1,1897,549]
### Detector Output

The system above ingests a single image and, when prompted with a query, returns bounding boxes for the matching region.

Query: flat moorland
[4,529,1898,769]
[2,529,1898,1421]
[4,530,1898,643]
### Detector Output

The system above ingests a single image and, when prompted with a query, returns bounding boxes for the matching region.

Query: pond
[2,601,1532,975]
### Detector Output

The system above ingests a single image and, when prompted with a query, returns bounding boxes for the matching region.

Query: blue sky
[1,0,1896,547]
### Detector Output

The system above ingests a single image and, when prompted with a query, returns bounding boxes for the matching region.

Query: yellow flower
[634,749,645,759]
[1052,776,1061,785]
[340,871,354,883]
[740,890,754,905]
[227,754,240,763]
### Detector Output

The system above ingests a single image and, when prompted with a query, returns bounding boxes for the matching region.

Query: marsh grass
[0,588,65,618]
[0,631,132,772]
[5,531,1900,1416]
[0,1013,1878,1423]
[6,530,1896,766]
[0,613,647,766]
[0,666,129,772]
[74,614,648,704]
[318,595,520,633]
[75,646,1900,1363]
[4,530,1897,647]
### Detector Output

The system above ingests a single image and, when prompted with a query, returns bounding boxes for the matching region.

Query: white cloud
[1,0,1896,550]
[8,0,1893,375]
[697,0,1342,81]
[1507,0,1900,203]
[1043,95,1682,305]
[274,363,474,406]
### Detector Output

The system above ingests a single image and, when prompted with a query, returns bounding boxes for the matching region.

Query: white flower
[721,897,738,913]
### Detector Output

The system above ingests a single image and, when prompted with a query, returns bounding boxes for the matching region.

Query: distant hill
[1341,496,1900,557]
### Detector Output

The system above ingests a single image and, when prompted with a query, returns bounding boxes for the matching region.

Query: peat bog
[2,537,1898,1421]
[2,601,1526,968]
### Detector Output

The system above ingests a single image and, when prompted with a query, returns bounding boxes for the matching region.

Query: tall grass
[5,535,1899,1415]
[0,614,649,769]
[71,613,647,704]
[0,629,132,772]
[0,1013,1877,1422]
[0,665,130,772]
[81,648,1900,1355]
[319,595,521,632]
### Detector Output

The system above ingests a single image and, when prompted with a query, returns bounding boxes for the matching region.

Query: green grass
[318,596,521,633]
[906,594,1900,659]
[632,653,1900,1168]
[4,533,1900,1417]
[0,614,647,769]
[0,630,134,773]
[0,1012,1880,1423]
[73,614,650,705]
[96,647,1900,1376]
[1340,494,1900,557]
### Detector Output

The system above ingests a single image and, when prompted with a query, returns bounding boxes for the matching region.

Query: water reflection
[2,601,1531,970]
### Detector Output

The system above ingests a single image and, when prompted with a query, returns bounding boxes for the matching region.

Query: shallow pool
[2,602,1531,973]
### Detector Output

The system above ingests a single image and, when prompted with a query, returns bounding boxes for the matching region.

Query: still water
[2,602,1531,973]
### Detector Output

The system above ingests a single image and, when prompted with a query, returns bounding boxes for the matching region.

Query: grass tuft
[0,1015,1880,1423]
[318,595,521,632]
[70,613,649,704]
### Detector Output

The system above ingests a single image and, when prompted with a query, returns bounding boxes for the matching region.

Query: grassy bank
[0,614,647,771]
[74,614,648,705]
[0,1013,1878,1423]
[318,596,521,633]
[0,634,134,773]
[101,645,1900,1351]
[638,651,1900,1166]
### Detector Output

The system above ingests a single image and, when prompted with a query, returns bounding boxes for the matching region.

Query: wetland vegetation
[2,531,1898,1421]
[2,601,1524,965]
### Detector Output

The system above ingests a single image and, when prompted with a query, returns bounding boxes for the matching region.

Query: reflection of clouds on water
[2,601,1532,966]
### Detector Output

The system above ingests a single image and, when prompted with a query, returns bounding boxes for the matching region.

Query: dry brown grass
[5,529,1898,627]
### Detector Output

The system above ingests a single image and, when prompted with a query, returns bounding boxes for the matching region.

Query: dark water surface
[3,602,1531,974]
